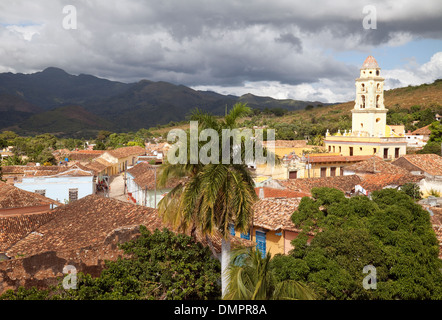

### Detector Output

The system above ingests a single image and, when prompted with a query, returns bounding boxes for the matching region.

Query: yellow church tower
[324,56,407,160]
[352,56,387,137]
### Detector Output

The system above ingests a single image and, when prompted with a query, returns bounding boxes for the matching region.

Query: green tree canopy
[272,187,442,300]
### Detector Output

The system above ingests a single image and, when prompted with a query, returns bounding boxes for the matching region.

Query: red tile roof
[345,156,410,175]
[394,154,442,176]
[252,197,302,232]
[361,55,379,69]
[255,187,310,198]
[0,211,58,252]
[0,182,61,210]
[307,155,373,163]
[106,146,146,159]
[359,173,423,192]
[279,175,362,195]
[54,149,105,162]
[411,125,431,136]
[263,140,308,148]
[127,162,181,190]
[4,195,252,258]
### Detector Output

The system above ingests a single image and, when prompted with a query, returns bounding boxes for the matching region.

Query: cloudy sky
[0,0,441,103]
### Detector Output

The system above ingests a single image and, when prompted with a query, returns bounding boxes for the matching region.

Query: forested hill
[0,68,325,137]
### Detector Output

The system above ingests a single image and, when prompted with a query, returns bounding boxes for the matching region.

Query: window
[328,146,331,152]
[69,188,78,202]
[361,95,366,108]
[376,95,380,108]
[376,118,380,123]
[240,231,250,240]
[361,83,365,92]
[373,148,377,154]
[395,148,400,159]
[339,146,342,153]
[35,190,46,197]
[320,167,327,178]
[359,147,363,151]
[229,224,235,236]
[383,148,389,159]
[340,167,344,176]
[330,167,336,177]
[376,70,379,76]
[255,231,266,259]
[349,147,354,156]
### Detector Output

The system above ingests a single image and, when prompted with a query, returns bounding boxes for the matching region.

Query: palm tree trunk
[221,237,231,298]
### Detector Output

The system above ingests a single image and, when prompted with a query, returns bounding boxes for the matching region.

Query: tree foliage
[272,187,442,300]
[225,248,315,300]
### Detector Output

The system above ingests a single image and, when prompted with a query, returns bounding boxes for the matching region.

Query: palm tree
[157,103,259,298]
[225,248,316,300]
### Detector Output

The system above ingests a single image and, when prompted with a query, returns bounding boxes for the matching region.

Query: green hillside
[11,105,114,138]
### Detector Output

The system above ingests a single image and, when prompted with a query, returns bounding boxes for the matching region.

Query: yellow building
[255,153,373,180]
[324,56,407,161]
[230,197,313,257]
[94,146,146,176]
[255,140,325,180]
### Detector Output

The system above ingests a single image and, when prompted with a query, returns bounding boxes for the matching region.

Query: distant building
[324,56,407,160]
[405,125,431,149]
[97,146,146,176]
[126,162,181,208]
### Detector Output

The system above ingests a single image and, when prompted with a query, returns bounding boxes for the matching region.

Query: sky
[0,0,441,103]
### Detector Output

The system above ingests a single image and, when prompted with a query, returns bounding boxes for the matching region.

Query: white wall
[16,175,94,203]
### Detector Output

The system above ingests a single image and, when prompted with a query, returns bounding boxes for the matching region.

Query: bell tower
[351,55,387,137]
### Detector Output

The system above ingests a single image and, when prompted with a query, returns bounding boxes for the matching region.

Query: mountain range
[0,68,326,137]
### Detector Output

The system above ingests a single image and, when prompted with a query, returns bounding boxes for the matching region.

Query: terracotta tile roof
[0,182,61,210]
[54,149,105,162]
[359,173,424,192]
[82,160,109,174]
[411,125,431,136]
[394,154,442,176]
[106,146,146,159]
[94,157,114,167]
[254,187,310,198]
[2,166,64,177]
[308,155,373,163]
[263,140,307,148]
[345,156,410,175]
[361,55,379,69]
[5,195,163,257]
[127,162,181,190]
[54,166,94,177]
[5,195,252,258]
[279,175,362,195]
[252,197,302,232]
[0,211,58,252]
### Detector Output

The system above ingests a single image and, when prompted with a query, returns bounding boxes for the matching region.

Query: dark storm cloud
[0,0,441,95]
